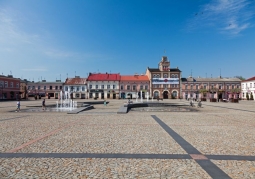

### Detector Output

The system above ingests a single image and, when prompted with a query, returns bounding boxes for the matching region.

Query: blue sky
[0,0,255,81]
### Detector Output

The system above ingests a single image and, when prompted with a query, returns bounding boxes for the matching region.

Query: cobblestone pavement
[0,99,255,178]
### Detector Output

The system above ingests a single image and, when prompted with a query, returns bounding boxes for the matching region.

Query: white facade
[87,81,120,99]
[241,80,255,100]
[64,85,87,99]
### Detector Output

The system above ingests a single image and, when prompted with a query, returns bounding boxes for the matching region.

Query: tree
[234,76,246,80]
[246,93,249,100]
[250,93,254,100]
[199,89,207,99]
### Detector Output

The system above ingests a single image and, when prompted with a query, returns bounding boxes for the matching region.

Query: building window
[153,74,156,78]
[227,85,229,90]
[191,85,193,90]
[236,85,239,89]
[44,86,46,90]
[50,86,52,90]
[204,85,207,89]
[232,85,234,89]
[127,85,130,90]
[140,85,143,90]
[145,85,148,90]
[89,85,92,89]
[156,74,160,78]
[82,87,85,91]
[242,84,244,89]
[107,85,110,89]
[38,86,41,90]
[55,86,58,90]
[5,81,8,88]
[10,82,13,88]
[132,85,136,91]
[171,74,174,78]
[163,84,167,88]
[164,74,168,78]
[28,86,30,90]
[243,93,244,98]
[175,84,178,88]
[77,87,80,91]
[175,74,178,78]
[113,85,116,89]
[196,85,198,90]
[185,84,188,90]
[101,85,104,89]
[120,85,123,90]
[250,83,252,88]
[16,83,19,88]
[254,83,255,88]
[76,93,80,98]
[219,85,222,89]
[60,86,62,90]
[96,85,98,89]
[65,87,68,91]
[32,86,35,90]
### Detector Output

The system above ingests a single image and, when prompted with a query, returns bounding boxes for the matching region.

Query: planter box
[210,98,217,102]
[232,99,239,103]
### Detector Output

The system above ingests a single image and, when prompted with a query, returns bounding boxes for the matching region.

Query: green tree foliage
[234,76,246,80]
[246,93,250,100]
[250,93,254,100]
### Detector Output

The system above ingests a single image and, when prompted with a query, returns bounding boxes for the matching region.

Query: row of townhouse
[1,56,254,100]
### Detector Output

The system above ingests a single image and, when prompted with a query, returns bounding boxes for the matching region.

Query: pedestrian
[104,99,107,106]
[42,99,46,110]
[16,100,20,112]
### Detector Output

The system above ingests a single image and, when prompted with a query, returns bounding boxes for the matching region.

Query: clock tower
[158,56,170,71]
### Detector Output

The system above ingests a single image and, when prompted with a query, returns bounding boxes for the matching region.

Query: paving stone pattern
[0,99,255,178]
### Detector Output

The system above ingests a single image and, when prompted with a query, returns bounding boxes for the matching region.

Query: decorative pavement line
[0,153,191,159]
[0,115,30,122]
[6,121,80,153]
[151,115,231,179]
[1,153,255,161]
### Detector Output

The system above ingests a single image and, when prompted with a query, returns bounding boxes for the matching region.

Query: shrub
[246,93,249,100]
[250,93,254,100]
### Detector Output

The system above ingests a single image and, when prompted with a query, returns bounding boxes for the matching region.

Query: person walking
[16,100,20,112]
[42,99,46,110]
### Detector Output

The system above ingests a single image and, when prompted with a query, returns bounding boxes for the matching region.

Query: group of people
[15,99,46,112]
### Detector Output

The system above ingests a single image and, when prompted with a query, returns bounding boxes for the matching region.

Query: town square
[1,0,255,178]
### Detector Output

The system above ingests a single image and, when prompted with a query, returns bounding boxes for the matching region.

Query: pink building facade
[120,75,150,99]
[181,77,241,100]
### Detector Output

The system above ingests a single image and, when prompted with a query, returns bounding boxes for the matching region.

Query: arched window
[171,74,175,78]
[175,74,178,78]
[164,74,168,78]
[156,74,160,78]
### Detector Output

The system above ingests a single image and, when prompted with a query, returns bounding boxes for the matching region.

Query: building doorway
[163,91,168,99]
[101,93,104,99]
[113,93,116,99]
[172,91,177,99]
[153,91,159,98]
[121,92,125,99]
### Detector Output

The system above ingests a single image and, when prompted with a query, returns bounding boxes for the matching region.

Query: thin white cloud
[187,0,255,35]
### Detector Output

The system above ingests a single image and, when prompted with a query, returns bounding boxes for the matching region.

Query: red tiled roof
[242,76,255,82]
[87,73,120,81]
[120,75,149,81]
[65,78,87,85]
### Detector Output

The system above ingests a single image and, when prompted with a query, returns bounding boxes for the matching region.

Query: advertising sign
[152,78,179,84]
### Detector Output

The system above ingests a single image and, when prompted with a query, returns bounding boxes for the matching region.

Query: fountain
[146,92,149,102]
[140,90,143,103]
[55,90,77,111]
